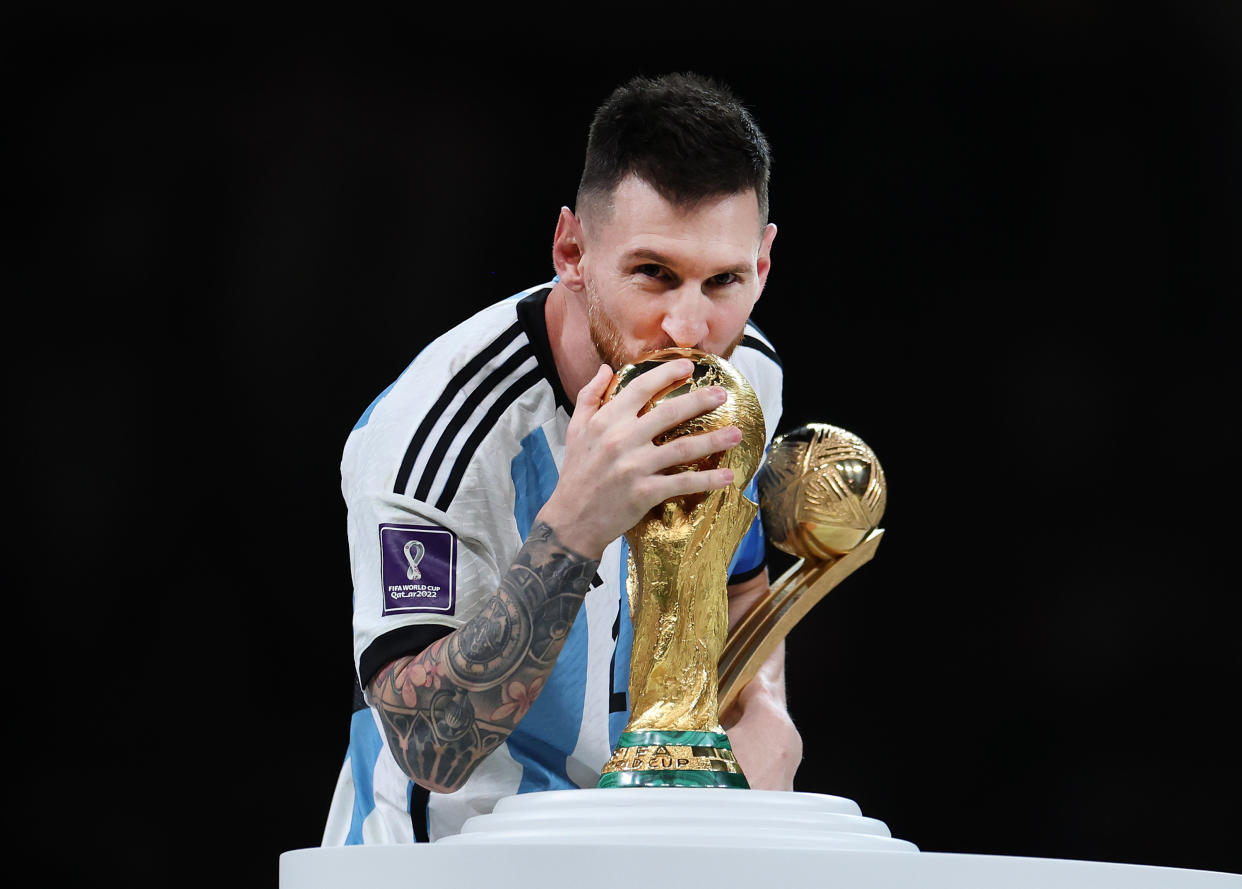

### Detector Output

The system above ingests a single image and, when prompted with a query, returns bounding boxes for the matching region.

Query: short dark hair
[576,72,771,223]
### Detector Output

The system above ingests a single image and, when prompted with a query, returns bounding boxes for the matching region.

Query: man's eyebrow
[625,248,676,266]
[624,247,750,276]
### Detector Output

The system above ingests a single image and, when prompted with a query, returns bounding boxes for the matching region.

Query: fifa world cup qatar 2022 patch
[379,524,456,615]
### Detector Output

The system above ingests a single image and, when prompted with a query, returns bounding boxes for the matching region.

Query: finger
[571,364,615,424]
[637,384,728,438]
[608,358,695,414]
[648,424,743,472]
[651,466,737,501]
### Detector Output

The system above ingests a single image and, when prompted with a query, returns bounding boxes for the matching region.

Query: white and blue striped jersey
[322,280,784,844]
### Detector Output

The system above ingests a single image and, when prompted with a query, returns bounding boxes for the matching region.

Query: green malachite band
[614,730,733,750]
[597,769,750,789]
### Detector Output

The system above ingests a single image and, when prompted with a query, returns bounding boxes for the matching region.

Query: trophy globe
[759,423,887,561]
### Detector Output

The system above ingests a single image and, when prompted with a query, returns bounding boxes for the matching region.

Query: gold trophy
[598,348,766,788]
[717,423,887,715]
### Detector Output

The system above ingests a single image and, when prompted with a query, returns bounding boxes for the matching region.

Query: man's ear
[552,207,587,291]
[755,222,777,297]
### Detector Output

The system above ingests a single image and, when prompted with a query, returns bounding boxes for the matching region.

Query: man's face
[577,175,776,369]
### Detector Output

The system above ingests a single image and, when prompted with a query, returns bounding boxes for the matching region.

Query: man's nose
[660,289,709,348]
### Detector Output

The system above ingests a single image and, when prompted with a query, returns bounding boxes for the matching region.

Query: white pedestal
[280,789,1240,888]
[443,788,917,851]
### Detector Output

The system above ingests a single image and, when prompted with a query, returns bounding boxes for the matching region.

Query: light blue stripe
[509,613,589,793]
[728,473,767,579]
[507,428,586,793]
[344,708,384,845]
[510,427,559,539]
[609,537,633,748]
[352,345,433,431]
[352,380,397,431]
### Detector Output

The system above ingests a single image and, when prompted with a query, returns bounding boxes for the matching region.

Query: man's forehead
[584,175,759,220]
[582,176,764,252]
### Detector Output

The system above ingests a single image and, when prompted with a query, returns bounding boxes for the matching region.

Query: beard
[585,280,746,371]
[586,288,638,371]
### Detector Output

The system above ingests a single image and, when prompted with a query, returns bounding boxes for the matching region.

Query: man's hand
[538,359,743,559]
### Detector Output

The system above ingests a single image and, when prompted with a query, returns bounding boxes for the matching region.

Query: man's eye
[636,264,667,279]
[708,273,739,286]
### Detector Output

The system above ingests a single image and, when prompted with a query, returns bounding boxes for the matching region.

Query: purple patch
[379,524,456,615]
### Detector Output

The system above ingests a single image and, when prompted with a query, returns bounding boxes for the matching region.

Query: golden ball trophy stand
[281,352,1240,889]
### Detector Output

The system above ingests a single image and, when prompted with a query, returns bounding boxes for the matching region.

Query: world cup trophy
[598,347,766,788]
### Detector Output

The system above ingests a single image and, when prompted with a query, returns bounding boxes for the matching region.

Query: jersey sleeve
[727,471,768,584]
[341,393,520,697]
[345,486,505,693]
[339,301,549,698]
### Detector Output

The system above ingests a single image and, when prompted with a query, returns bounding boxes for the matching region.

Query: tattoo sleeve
[368,521,600,792]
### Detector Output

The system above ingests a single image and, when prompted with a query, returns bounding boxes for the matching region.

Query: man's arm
[722,570,804,790]
[369,520,597,793]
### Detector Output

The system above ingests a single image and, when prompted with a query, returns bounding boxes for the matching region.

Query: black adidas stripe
[609,599,627,714]
[393,320,523,495]
[412,343,535,502]
[434,367,546,512]
[410,784,431,843]
[516,286,572,413]
[740,333,781,368]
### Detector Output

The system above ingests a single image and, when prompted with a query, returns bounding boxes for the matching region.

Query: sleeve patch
[379,524,457,615]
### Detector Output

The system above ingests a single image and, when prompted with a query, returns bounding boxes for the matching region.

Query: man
[323,72,802,846]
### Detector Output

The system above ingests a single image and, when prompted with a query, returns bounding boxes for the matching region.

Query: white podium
[280,789,1240,888]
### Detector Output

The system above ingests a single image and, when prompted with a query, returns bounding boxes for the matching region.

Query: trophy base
[597,730,749,789]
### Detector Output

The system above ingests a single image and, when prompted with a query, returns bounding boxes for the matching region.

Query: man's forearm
[723,572,802,790]
[369,520,599,793]
[724,640,803,790]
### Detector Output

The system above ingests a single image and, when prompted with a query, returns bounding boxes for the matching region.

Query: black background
[11,3,1241,886]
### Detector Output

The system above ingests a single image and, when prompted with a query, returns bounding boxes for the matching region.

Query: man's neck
[544,282,603,408]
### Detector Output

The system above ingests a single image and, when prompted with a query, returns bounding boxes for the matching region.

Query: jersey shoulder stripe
[392,317,525,495]
[411,341,535,503]
[390,285,559,506]
[740,318,781,368]
[435,365,546,511]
